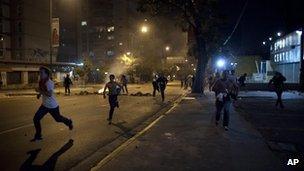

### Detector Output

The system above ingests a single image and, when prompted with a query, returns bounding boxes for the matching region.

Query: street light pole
[49,0,53,67]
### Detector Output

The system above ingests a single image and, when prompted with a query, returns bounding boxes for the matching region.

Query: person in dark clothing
[156,74,168,102]
[64,74,73,95]
[103,74,122,125]
[120,75,128,94]
[268,72,286,108]
[238,73,247,87]
[180,78,184,88]
[152,75,159,97]
[212,70,238,131]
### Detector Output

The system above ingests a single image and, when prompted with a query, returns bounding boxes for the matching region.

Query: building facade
[79,0,141,65]
[0,0,77,88]
[270,30,303,83]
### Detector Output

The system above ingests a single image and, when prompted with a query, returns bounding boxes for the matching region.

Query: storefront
[270,30,303,83]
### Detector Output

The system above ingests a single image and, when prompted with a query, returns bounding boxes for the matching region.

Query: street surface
[236,91,304,164]
[0,82,183,170]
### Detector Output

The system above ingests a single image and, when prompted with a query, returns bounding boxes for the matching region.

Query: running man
[103,74,122,125]
[268,71,286,108]
[156,74,168,102]
[120,75,128,94]
[33,66,73,141]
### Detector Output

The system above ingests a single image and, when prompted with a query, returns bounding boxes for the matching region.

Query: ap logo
[287,159,299,166]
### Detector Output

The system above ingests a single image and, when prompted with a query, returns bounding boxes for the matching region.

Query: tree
[138,0,222,93]
[74,57,94,84]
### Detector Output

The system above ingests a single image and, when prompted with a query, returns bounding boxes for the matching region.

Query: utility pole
[49,0,53,67]
[300,28,304,92]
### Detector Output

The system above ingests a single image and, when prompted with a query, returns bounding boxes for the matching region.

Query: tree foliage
[138,0,224,93]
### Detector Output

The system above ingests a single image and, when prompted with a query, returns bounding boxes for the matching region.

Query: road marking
[91,93,186,171]
[91,115,164,171]
[0,124,33,135]
[63,98,78,101]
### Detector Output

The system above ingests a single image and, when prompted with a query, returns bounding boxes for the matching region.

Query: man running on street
[33,66,73,141]
[103,74,122,125]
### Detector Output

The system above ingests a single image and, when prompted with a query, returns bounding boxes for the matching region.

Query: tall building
[79,0,141,65]
[0,0,77,87]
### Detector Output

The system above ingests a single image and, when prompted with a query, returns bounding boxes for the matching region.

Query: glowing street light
[262,41,266,45]
[277,32,282,37]
[141,25,148,33]
[216,59,225,68]
[126,52,131,56]
[269,37,272,41]
[165,46,170,51]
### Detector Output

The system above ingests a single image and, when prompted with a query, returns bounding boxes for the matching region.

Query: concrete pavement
[0,82,184,170]
[97,93,290,171]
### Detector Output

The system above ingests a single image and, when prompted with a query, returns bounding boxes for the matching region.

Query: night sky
[220,0,304,57]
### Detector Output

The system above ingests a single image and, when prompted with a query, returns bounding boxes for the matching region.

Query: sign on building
[52,18,60,47]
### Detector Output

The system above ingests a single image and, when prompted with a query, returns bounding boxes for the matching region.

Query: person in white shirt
[32,66,73,141]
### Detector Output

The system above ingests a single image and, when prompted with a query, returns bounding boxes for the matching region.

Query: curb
[70,93,186,171]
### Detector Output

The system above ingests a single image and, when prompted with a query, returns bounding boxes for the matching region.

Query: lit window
[107,35,114,40]
[107,26,114,32]
[81,21,87,26]
[107,50,114,56]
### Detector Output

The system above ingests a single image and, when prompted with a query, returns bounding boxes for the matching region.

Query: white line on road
[0,124,33,135]
[91,93,186,171]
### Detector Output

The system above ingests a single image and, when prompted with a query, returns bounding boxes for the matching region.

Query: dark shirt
[156,76,168,89]
[269,75,286,90]
[64,77,72,86]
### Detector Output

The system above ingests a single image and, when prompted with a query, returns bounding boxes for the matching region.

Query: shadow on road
[112,121,134,138]
[20,139,74,171]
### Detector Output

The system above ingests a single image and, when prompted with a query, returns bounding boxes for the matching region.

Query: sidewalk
[97,93,287,171]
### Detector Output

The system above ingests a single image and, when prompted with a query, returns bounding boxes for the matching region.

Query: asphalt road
[236,92,304,164]
[0,82,183,171]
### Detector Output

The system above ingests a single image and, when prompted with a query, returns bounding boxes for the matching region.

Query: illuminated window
[107,35,114,40]
[107,26,114,32]
[107,50,114,56]
[81,21,87,26]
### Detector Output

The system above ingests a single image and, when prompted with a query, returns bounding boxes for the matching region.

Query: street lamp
[277,32,282,37]
[165,46,170,51]
[141,25,148,33]
[216,59,226,68]
[262,41,266,45]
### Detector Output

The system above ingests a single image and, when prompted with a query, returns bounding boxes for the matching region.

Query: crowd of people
[32,66,287,141]
[209,70,286,131]
[31,67,170,140]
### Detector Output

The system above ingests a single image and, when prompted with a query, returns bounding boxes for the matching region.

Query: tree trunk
[192,35,208,94]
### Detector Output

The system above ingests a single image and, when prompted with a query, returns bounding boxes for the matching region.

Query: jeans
[275,90,284,107]
[33,105,71,137]
[152,82,159,97]
[65,86,70,94]
[160,88,165,101]
[215,100,231,126]
[108,95,118,120]
[121,84,128,94]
